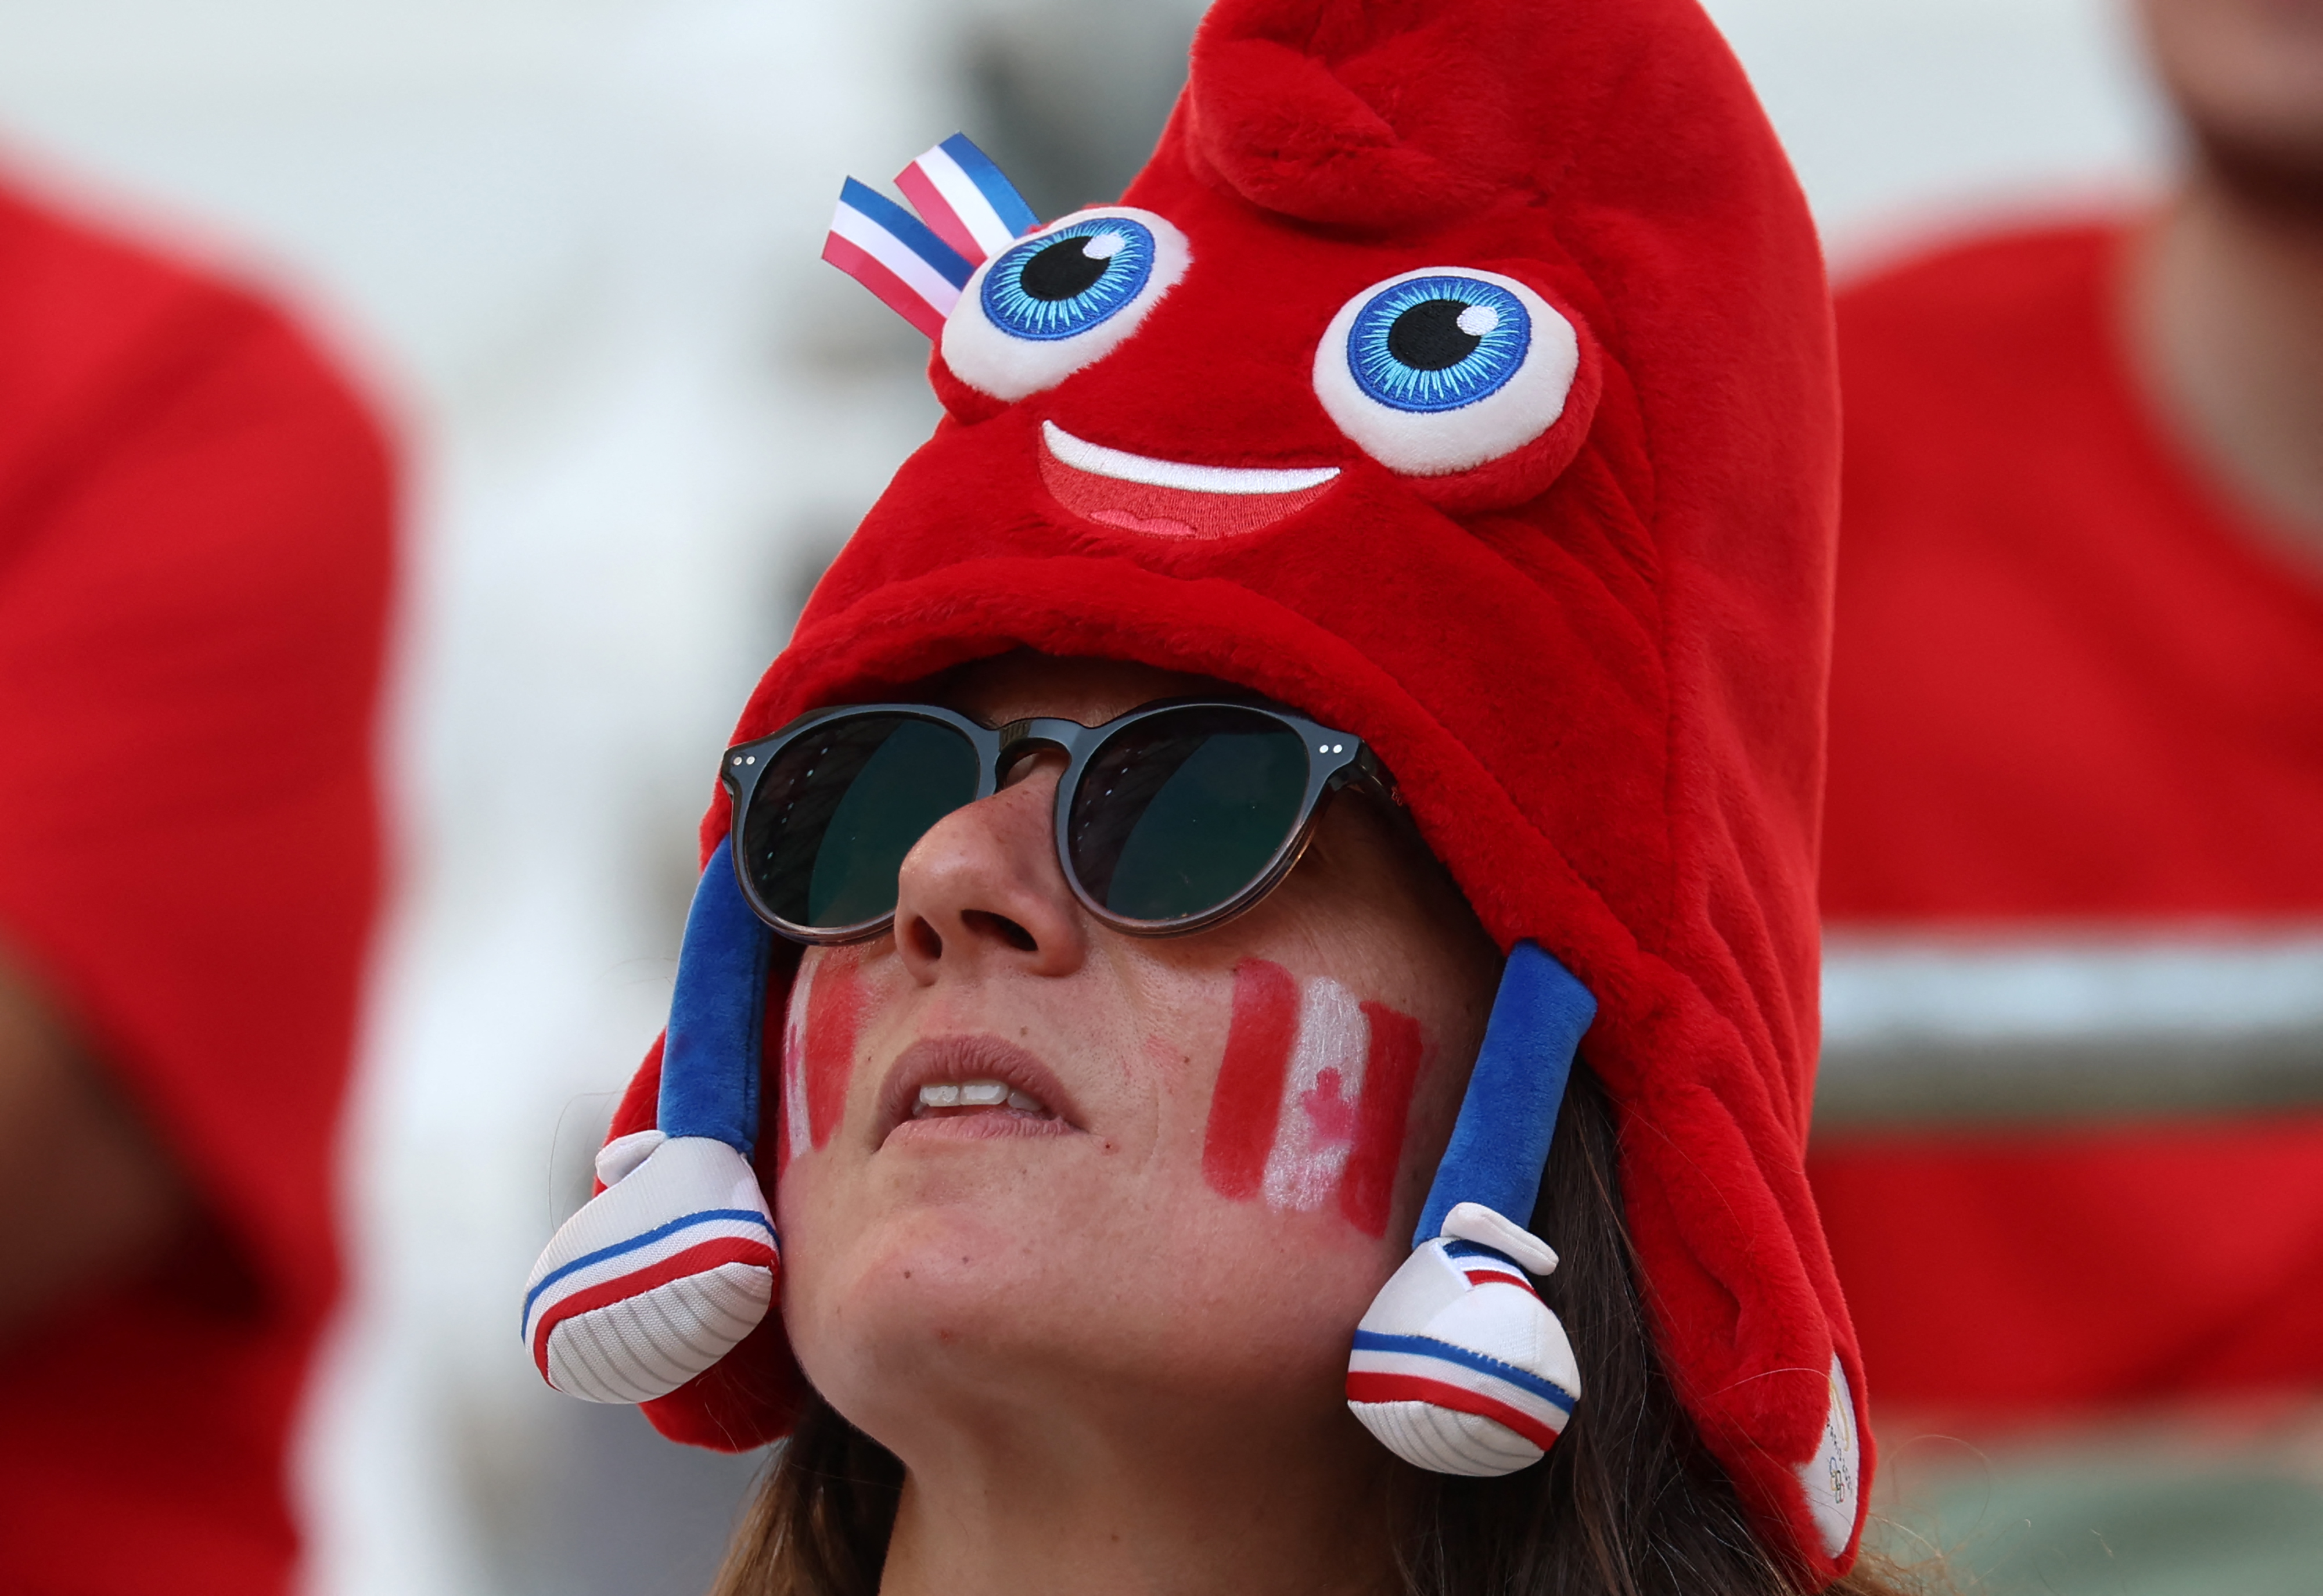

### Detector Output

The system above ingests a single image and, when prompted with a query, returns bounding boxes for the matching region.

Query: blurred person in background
[0,175,393,1591]
[1810,0,2323,1568]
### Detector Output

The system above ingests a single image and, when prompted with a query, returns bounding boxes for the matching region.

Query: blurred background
[3,2,2311,1594]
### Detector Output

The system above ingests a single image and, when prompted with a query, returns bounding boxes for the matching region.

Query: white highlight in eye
[1042,420,1340,495]
[1456,304,1500,337]
[1084,231,1125,260]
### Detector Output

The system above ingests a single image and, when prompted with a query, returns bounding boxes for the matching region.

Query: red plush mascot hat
[522,0,1861,1579]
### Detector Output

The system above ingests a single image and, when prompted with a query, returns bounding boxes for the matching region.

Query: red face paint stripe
[1202,958,1300,1200]
[1338,1001,1425,1237]
[803,955,862,1151]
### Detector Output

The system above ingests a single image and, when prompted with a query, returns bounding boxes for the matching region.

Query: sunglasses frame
[720,698,1386,945]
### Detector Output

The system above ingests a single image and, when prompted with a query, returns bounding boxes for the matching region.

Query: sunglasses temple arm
[659,848,776,1156]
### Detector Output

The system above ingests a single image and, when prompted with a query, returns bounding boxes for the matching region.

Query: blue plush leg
[521,853,782,1403]
[1415,940,1596,1246]
[658,850,773,1153]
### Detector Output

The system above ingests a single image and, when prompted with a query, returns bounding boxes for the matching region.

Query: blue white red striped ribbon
[894,133,1040,265]
[823,178,972,339]
[823,134,1039,339]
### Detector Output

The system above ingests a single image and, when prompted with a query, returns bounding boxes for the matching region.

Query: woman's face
[774,655,1501,1464]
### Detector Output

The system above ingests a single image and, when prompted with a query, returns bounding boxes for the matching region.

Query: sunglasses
[721,699,1386,943]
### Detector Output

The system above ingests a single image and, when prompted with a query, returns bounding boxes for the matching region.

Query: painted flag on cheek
[1204,960,1426,1237]
[778,952,862,1170]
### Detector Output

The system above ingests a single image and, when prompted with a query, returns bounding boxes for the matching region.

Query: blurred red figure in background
[1814,0,2323,1415]
[0,177,393,1591]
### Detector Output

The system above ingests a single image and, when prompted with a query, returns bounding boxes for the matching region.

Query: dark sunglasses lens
[741,715,980,930]
[1068,708,1312,925]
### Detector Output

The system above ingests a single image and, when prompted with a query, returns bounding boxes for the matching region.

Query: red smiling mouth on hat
[1036,419,1340,539]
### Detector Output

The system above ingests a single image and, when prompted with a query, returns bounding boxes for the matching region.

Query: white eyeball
[1311,267,1580,476]
[941,207,1191,401]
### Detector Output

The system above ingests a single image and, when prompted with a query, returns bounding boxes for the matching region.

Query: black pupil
[1387,298,1481,371]
[1020,236,1110,301]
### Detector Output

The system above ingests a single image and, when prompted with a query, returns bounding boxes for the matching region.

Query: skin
[2125,0,2323,547]
[775,654,1502,1596]
[0,950,186,1342]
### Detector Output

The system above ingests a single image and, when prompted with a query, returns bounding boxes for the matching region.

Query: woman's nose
[892,756,1087,984]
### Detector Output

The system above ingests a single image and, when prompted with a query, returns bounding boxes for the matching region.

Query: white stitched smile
[1041,420,1340,495]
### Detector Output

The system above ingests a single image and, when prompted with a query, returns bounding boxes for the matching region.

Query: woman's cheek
[1198,958,1428,1239]
[775,946,866,1174]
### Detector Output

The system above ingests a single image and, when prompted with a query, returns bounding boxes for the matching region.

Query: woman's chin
[789,1210,1386,1448]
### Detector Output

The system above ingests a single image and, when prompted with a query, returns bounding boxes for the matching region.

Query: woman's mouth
[915,1078,1049,1115]
[876,1036,1080,1146]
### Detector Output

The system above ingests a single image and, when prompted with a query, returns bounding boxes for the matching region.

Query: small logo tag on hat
[1795,1354,1861,1559]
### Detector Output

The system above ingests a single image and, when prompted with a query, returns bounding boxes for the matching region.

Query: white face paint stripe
[1261,976,1369,1212]
[779,955,818,1164]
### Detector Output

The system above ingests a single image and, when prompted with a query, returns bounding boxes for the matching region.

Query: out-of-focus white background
[0,3,2169,1593]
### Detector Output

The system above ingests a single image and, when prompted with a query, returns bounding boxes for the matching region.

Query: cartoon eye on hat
[944,207,1193,400]
[1313,268,1580,477]
[821,132,1595,523]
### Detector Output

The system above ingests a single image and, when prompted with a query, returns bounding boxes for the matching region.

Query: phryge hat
[523,0,1863,1579]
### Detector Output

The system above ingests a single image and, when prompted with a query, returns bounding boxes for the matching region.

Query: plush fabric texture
[658,859,774,1153]
[1347,1235,1580,1474]
[609,0,1858,1576]
[0,175,393,1593]
[1416,941,1595,1245]
[1814,220,2323,1411]
[523,1135,779,1403]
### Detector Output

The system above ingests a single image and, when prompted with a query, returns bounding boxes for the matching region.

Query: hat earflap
[1346,941,1595,1474]
[521,854,780,1403]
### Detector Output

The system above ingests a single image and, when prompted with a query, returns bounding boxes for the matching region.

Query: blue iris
[980,218,1156,342]
[1346,276,1531,412]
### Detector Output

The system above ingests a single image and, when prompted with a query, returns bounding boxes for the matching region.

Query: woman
[526,0,1915,1589]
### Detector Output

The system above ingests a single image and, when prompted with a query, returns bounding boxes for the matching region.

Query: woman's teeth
[915,1079,1046,1115]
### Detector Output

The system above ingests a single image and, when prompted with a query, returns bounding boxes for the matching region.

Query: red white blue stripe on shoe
[1346,1219,1581,1476]
[1441,1238,1536,1291]
[520,1135,778,1405]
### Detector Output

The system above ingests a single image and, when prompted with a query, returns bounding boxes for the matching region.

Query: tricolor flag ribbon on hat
[822,134,1040,339]
[894,134,1040,265]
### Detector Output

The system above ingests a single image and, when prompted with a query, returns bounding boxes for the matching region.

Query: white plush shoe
[520,1134,778,1404]
[1345,1204,1580,1476]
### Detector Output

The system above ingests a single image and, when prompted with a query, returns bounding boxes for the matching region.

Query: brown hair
[710,1065,1934,1596]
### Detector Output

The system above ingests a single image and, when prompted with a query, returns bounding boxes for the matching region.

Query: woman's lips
[1036,419,1339,539]
[873,1034,1082,1148]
